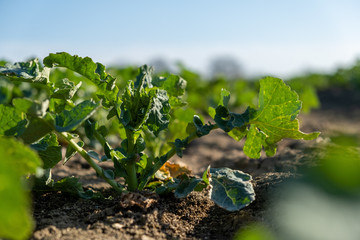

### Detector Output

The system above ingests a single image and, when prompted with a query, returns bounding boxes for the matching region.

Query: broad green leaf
[0,136,42,175]
[192,115,214,137]
[55,100,100,132]
[20,113,55,144]
[245,77,320,158]
[228,126,247,141]
[51,78,82,100]
[214,105,251,132]
[13,98,49,117]
[243,125,266,159]
[30,133,62,169]
[297,86,320,114]
[219,88,230,107]
[87,150,101,161]
[43,52,119,106]
[0,78,13,104]
[152,75,186,97]
[135,136,146,153]
[0,58,49,84]
[134,65,153,89]
[84,119,97,139]
[145,89,171,135]
[44,52,114,87]
[49,98,67,114]
[121,81,171,135]
[0,104,28,137]
[173,138,188,158]
[314,139,360,194]
[152,75,187,106]
[0,136,42,240]
[52,177,98,199]
[214,78,320,159]
[174,176,203,198]
[120,81,150,131]
[210,168,255,211]
[208,106,216,119]
[102,169,115,180]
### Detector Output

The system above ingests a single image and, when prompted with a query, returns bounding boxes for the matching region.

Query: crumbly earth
[30,88,360,240]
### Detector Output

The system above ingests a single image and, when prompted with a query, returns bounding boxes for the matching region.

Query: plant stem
[125,129,138,191]
[138,124,219,190]
[58,131,123,193]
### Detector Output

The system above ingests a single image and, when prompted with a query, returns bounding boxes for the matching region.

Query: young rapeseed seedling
[0,52,319,218]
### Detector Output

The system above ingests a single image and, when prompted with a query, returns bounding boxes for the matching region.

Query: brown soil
[30,88,360,240]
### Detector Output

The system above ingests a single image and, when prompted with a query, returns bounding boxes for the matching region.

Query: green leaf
[244,77,319,158]
[84,119,97,139]
[104,142,112,158]
[0,58,49,84]
[20,113,55,144]
[43,52,119,106]
[30,133,62,169]
[0,136,42,240]
[192,115,214,137]
[210,168,255,211]
[213,78,320,159]
[208,107,216,119]
[243,125,266,159]
[173,138,187,158]
[0,104,28,137]
[174,176,203,198]
[134,65,153,89]
[201,165,211,185]
[52,177,98,199]
[120,81,148,131]
[120,68,172,135]
[87,150,101,161]
[0,79,13,104]
[102,169,115,180]
[153,75,186,97]
[135,136,146,153]
[13,98,49,117]
[55,100,100,132]
[214,105,251,132]
[152,75,187,107]
[145,89,171,135]
[44,52,113,87]
[219,88,230,107]
[51,78,82,100]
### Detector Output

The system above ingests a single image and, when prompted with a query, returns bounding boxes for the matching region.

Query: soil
[30,88,360,240]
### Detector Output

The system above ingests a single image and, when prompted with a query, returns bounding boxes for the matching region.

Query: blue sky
[1,0,360,78]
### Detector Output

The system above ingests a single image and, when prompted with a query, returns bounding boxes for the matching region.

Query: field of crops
[1,53,360,240]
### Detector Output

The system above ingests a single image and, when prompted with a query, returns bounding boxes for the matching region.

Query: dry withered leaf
[157,162,192,180]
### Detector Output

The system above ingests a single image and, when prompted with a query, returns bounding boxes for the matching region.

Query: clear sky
[1,0,360,78]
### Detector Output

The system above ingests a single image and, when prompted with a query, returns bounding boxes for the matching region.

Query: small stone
[141,235,155,240]
[111,223,124,230]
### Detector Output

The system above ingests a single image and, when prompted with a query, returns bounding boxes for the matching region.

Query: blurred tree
[149,57,171,73]
[209,55,243,79]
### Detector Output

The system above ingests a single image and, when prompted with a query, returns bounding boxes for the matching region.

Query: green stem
[138,124,219,190]
[58,131,123,193]
[125,129,138,191]
[125,160,138,191]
